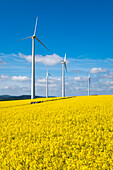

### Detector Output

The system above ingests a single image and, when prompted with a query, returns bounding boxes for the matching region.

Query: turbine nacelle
[88,74,90,80]
[61,61,65,64]
[32,35,36,38]
[46,69,51,77]
[47,73,51,77]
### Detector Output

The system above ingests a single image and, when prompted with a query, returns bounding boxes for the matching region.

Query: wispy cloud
[109,86,113,90]
[89,67,108,74]
[74,76,88,81]
[37,77,61,83]
[11,76,30,81]
[0,53,17,58]
[105,81,113,85]
[0,58,6,64]
[100,73,113,79]
[0,74,9,79]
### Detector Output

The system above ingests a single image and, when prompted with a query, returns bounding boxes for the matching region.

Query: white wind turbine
[46,69,51,98]
[61,53,67,97]
[88,74,91,96]
[17,17,49,99]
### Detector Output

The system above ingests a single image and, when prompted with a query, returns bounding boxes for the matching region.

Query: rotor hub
[33,35,36,38]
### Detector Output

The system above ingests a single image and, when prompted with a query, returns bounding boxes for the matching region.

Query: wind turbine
[46,69,51,98]
[61,53,67,97]
[17,17,49,99]
[88,74,91,96]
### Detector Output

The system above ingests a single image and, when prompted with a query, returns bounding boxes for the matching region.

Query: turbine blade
[34,17,38,36]
[48,73,51,77]
[64,53,66,62]
[36,37,49,51]
[16,36,32,41]
[64,63,67,72]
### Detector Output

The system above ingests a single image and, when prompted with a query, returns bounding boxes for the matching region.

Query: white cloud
[74,76,88,81]
[11,76,30,81]
[106,58,113,62]
[36,83,46,87]
[36,82,57,88]
[35,54,63,66]
[38,78,46,83]
[90,67,108,74]
[96,88,103,92]
[0,74,9,79]
[108,86,113,90]
[49,84,57,87]
[74,76,81,81]
[0,53,18,58]
[109,72,113,75]
[4,86,8,89]
[101,74,113,79]
[75,87,79,90]
[18,53,31,62]
[106,81,113,85]
[18,53,64,66]
[49,77,61,82]
[37,77,61,83]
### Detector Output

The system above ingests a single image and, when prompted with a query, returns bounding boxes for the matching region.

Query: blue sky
[0,0,113,96]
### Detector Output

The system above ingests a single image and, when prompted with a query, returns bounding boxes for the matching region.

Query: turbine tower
[17,17,49,99]
[61,54,67,97]
[46,69,51,98]
[88,74,90,96]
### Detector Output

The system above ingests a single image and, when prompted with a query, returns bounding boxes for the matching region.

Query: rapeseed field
[0,95,113,169]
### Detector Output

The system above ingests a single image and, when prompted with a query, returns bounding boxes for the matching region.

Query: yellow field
[0,95,113,169]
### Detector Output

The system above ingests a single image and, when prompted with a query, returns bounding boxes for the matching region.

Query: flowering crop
[0,95,113,169]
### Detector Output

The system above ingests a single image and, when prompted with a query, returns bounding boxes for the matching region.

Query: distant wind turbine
[46,69,51,98]
[88,74,91,96]
[17,17,49,99]
[61,54,67,97]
